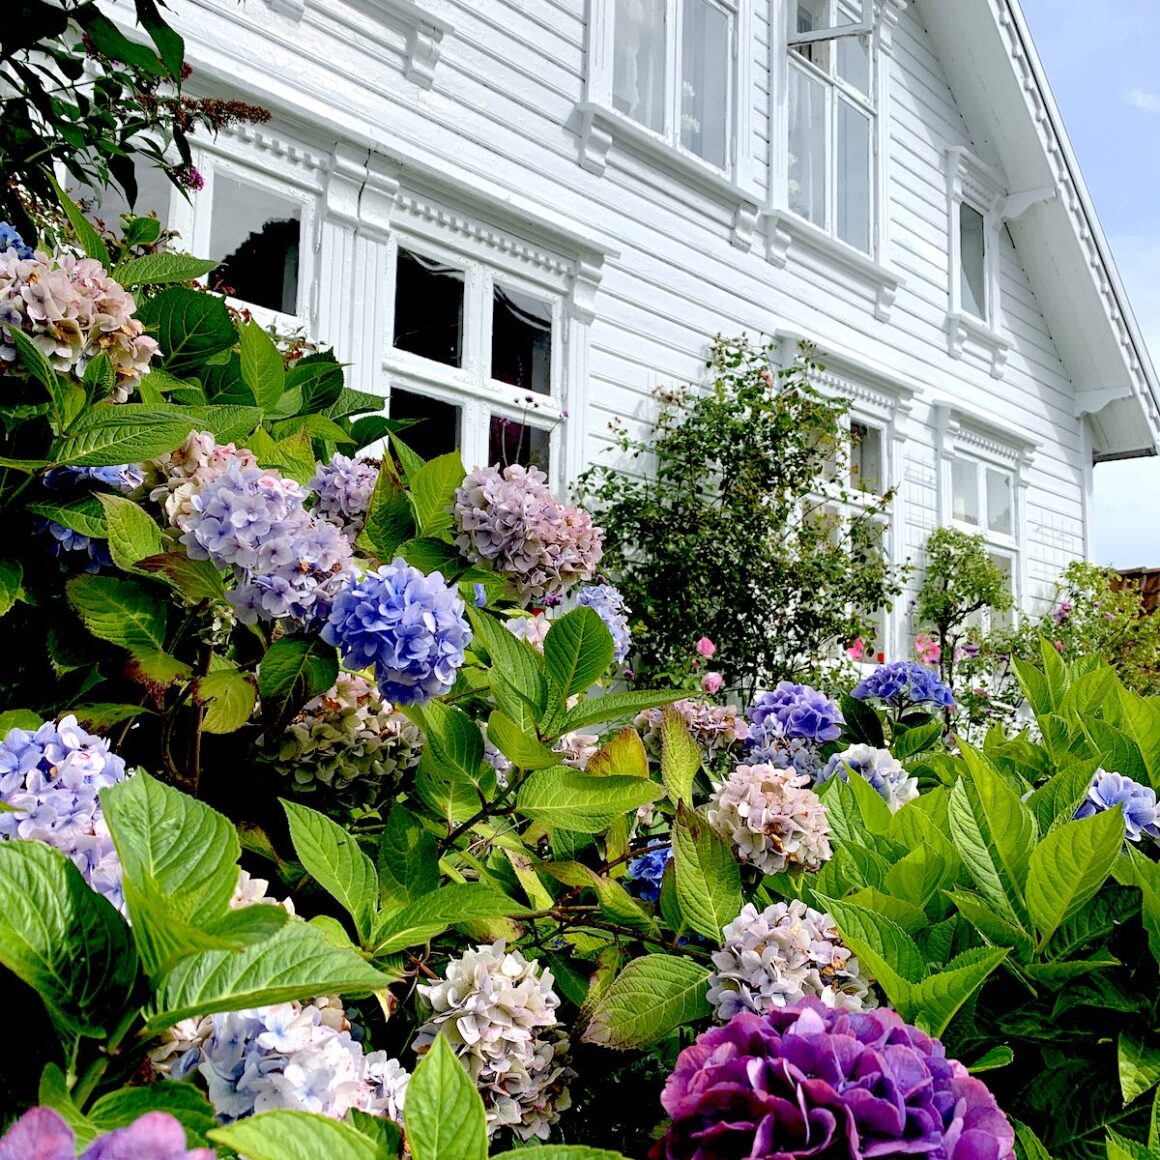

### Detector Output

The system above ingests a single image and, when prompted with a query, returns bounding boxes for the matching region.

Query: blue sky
[1018,0,1160,566]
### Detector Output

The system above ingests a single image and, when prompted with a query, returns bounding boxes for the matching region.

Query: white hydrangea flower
[816,744,919,813]
[707,763,832,875]
[230,869,295,914]
[415,941,573,1141]
[708,900,875,1021]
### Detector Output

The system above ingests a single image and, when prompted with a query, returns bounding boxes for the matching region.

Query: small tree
[579,335,904,695]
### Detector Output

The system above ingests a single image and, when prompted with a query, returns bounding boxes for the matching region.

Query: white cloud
[1126,88,1160,112]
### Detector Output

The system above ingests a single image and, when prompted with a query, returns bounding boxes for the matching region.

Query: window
[609,0,735,170]
[787,1,877,254]
[394,249,465,367]
[959,203,987,320]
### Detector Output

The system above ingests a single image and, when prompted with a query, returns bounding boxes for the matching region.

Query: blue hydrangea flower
[0,715,127,911]
[37,519,114,572]
[748,682,844,744]
[309,453,379,543]
[577,583,632,663]
[1076,769,1160,843]
[747,735,824,782]
[474,583,488,608]
[322,559,472,705]
[0,222,33,260]
[45,464,144,492]
[816,744,919,813]
[851,661,955,711]
[626,846,673,902]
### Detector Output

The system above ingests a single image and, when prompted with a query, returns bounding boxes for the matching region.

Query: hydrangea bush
[0,197,1155,1160]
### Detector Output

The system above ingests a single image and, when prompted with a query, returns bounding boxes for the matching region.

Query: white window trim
[945,146,1010,379]
[577,0,759,250]
[934,402,1038,623]
[764,0,906,320]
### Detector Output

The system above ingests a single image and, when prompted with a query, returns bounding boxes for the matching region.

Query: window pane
[788,65,827,227]
[837,99,871,253]
[680,0,729,168]
[489,416,551,474]
[952,458,979,524]
[792,0,832,71]
[960,203,987,319]
[393,248,465,368]
[613,0,665,132]
[986,468,1013,536]
[850,422,882,492]
[492,286,552,395]
[837,34,870,96]
[210,175,301,315]
[389,388,461,461]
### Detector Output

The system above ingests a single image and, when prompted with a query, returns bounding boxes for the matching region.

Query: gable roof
[918,0,1160,461]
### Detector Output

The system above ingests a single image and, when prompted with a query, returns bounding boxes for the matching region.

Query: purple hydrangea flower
[748,682,844,744]
[0,1106,214,1160]
[1076,769,1160,843]
[0,222,33,260]
[473,583,488,608]
[576,583,632,663]
[310,453,379,543]
[37,518,115,572]
[45,464,144,492]
[852,661,956,711]
[322,559,472,704]
[0,715,127,911]
[651,999,1016,1160]
[626,846,672,902]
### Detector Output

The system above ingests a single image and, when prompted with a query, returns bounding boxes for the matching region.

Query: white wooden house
[101,0,1160,659]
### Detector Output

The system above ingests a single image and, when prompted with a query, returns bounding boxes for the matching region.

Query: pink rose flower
[695,637,716,659]
[846,638,866,662]
[701,672,723,695]
[914,633,941,665]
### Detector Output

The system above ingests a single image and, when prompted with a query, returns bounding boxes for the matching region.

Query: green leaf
[114,253,220,287]
[239,320,286,411]
[672,802,742,941]
[378,806,440,907]
[891,720,944,759]
[359,461,415,560]
[1026,759,1102,836]
[67,574,166,652]
[144,920,397,1033]
[1013,659,1052,718]
[95,493,166,573]
[28,493,108,538]
[544,607,615,698]
[585,727,650,780]
[1121,1032,1160,1106]
[136,287,238,377]
[0,708,48,737]
[840,692,886,748]
[1027,808,1125,947]
[89,1083,216,1147]
[582,955,711,1049]
[465,607,547,715]
[1114,687,1160,791]
[210,1110,384,1160]
[486,710,559,769]
[882,844,952,909]
[49,174,111,267]
[372,885,531,955]
[947,746,1036,926]
[492,1150,631,1159]
[1047,884,1140,961]
[137,552,228,602]
[968,1046,1015,1074]
[284,801,379,944]
[907,946,1008,1037]
[38,1063,98,1148]
[409,451,465,537]
[946,889,1035,959]
[0,840,136,1036]
[193,668,257,734]
[407,1034,488,1160]
[517,766,663,833]
[1106,1133,1154,1160]
[258,635,339,733]
[660,709,701,804]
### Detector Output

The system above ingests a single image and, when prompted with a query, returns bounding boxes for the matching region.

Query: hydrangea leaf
[672,803,741,942]
[465,606,548,715]
[967,1046,1015,1074]
[94,493,165,573]
[1045,883,1140,961]
[1009,1117,1052,1160]
[1119,1032,1160,1107]
[0,708,45,738]
[544,607,615,699]
[144,920,398,1033]
[537,860,659,938]
[48,173,111,267]
[358,460,415,561]
[1084,720,1149,786]
[284,800,379,944]
[38,1063,99,1149]
[193,667,257,735]
[1105,1131,1154,1160]
[1026,758,1102,836]
[112,253,219,287]
[136,551,228,602]
[238,319,286,412]
[0,839,137,1037]
[28,494,108,538]
[257,635,339,734]
[660,711,701,805]
[890,720,943,760]
[67,573,166,652]
[492,1149,631,1159]
[945,890,1036,960]
[1110,687,1160,793]
[516,766,664,834]
[135,287,237,377]
[347,1109,403,1155]
[377,806,440,907]
[409,451,465,538]
[406,1033,488,1160]
[906,945,1008,1038]
[581,954,711,1049]
[371,884,532,955]
[487,709,559,770]
[0,558,22,618]
[882,844,951,910]
[586,727,649,780]
[396,536,464,575]
[209,1110,384,1160]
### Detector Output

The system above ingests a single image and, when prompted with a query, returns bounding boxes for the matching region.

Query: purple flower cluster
[0,1108,213,1160]
[626,846,672,902]
[322,559,471,705]
[453,464,602,604]
[0,715,127,911]
[748,682,844,744]
[852,661,955,711]
[37,517,114,572]
[181,459,353,626]
[652,1000,1015,1160]
[576,582,632,663]
[46,464,144,492]
[1076,769,1160,843]
[310,453,380,543]
[0,222,33,260]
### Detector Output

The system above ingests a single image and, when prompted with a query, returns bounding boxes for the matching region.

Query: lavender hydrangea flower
[626,846,673,902]
[150,431,259,530]
[748,682,844,744]
[576,582,632,663]
[651,999,1016,1160]
[37,518,115,572]
[453,464,602,604]
[816,743,920,812]
[0,715,127,911]
[0,222,33,260]
[1075,769,1160,843]
[309,453,379,543]
[0,1107,214,1160]
[636,699,750,770]
[322,560,471,704]
[45,464,144,492]
[852,661,955,711]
